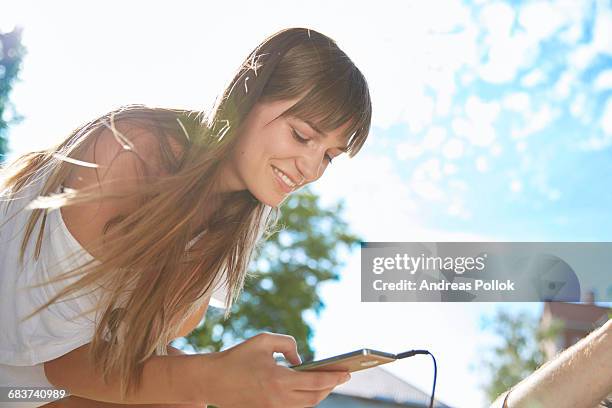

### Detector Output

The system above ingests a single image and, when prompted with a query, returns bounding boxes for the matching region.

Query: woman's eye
[292,128,333,164]
[292,129,309,144]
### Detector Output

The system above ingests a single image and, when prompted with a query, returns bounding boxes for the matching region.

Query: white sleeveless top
[0,168,228,402]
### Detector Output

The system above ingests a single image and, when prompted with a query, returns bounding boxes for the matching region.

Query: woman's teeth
[273,166,296,188]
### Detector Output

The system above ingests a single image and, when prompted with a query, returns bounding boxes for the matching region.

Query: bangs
[280,66,372,158]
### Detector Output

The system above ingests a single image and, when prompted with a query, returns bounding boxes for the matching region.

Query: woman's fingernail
[341,373,351,383]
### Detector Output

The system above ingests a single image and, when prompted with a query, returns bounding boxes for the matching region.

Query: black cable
[396,349,437,408]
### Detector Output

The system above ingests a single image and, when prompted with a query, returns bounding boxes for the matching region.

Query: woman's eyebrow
[301,118,349,152]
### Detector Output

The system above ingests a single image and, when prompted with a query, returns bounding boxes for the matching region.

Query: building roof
[332,366,452,408]
[541,301,610,330]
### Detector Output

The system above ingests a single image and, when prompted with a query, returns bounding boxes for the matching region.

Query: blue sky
[2,1,612,407]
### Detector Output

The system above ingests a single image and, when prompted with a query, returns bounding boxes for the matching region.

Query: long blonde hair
[0,27,372,399]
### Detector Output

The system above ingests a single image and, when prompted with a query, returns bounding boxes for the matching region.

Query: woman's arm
[491,318,612,408]
[45,333,351,407]
[44,342,220,405]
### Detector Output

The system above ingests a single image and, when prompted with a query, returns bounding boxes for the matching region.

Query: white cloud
[435,89,455,118]
[443,162,458,175]
[451,96,499,146]
[519,1,566,41]
[423,126,447,150]
[316,150,420,240]
[479,2,515,37]
[469,124,498,147]
[490,144,503,157]
[442,138,465,159]
[426,29,479,71]
[511,179,523,193]
[414,158,443,182]
[397,141,425,160]
[568,0,612,70]
[521,68,547,87]
[570,93,587,119]
[356,0,475,132]
[477,3,530,84]
[593,70,612,92]
[447,197,471,219]
[579,134,612,151]
[423,28,475,92]
[569,46,596,72]
[448,179,469,191]
[424,0,473,33]
[0,6,25,31]
[396,126,448,161]
[402,92,435,134]
[478,0,590,87]
[460,70,476,86]
[556,0,590,44]
[411,159,446,201]
[425,67,457,118]
[503,92,531,113]
[478,34,535,83]
[451,118,495,146]
[466,96,501,122]
[591,0,612,52]
[475,156,489,172]
[578,97,612,150]
[601,98,612,135]
[411,180,446,201]
[553,70,575,100]
[512,104,556,139]
[559,22,583,44]
[370,82,423,131]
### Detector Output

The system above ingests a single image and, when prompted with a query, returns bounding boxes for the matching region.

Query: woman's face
[220,96,352,207]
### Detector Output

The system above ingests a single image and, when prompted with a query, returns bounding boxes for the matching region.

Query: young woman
[0,27,372,407]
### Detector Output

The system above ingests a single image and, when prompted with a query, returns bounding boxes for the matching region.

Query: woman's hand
[206,332,351,408]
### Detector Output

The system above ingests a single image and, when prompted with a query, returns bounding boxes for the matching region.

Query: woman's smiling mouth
[272,165,297,192]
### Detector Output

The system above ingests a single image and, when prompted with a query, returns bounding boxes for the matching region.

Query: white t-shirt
[0,168,228,406]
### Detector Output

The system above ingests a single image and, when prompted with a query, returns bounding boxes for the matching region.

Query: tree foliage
[183,187,360,362]
[478,308,564,403]
[0,26,27,163]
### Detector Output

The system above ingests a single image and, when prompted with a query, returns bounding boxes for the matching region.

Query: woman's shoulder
[91,119,185,178]
[59,119,186,260]
[69,116,188,184]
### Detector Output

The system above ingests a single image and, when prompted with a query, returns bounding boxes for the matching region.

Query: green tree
[478,308,564,404]
[0,26,27,163]
[183,187,359,362]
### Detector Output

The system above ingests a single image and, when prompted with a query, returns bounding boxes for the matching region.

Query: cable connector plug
[396,349,430,359]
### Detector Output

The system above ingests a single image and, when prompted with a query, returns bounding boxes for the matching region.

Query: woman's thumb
[254,332,302,365]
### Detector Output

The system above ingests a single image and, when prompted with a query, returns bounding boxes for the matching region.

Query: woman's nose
[297,150,327,183]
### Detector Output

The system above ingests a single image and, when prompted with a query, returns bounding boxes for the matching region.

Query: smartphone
[289,349,397,373]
